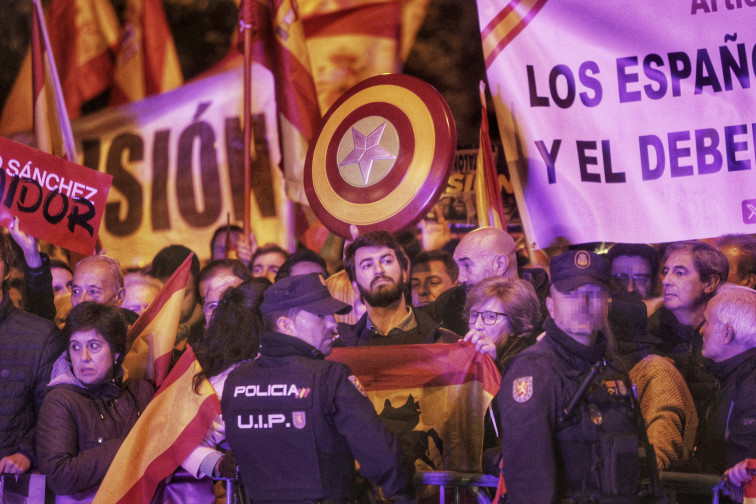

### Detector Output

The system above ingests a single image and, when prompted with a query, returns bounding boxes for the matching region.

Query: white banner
[479,0,756,249]
[71,64,287,267]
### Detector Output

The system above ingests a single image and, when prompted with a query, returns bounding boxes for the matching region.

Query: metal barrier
[413,470,726,504]
[219,470,726,504]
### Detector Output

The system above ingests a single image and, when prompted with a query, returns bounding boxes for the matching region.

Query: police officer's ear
[276,315,296,336]
[545,295,555,319]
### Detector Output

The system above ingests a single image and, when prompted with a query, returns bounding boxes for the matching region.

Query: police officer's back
[498,251,663,504]
[222,273,415,503]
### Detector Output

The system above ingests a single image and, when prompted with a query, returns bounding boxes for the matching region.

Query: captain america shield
[304,74,456,238]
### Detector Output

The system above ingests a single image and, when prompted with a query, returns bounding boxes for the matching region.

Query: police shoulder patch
[348,375,367,397]
[513,376,533,403]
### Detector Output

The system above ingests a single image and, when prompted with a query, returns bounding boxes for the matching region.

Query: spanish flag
[263,0,322,205]
[0,0,120,136]
[93,346,220,504]
[475,81,507,230]
[328,343,500,473]
[745,459,756,504]
[110,0,184,105]
[122,253,193,388]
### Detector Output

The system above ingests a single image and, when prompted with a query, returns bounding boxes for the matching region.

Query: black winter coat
[0,294,63,467]
[36,363,154,498]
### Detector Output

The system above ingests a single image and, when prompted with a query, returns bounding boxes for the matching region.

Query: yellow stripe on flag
[94,347,220,504]
[122,253,192,387]
[480,0,547,68]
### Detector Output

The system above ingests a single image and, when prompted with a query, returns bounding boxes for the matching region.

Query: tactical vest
[222,360,355,502]
[556,361,661,504]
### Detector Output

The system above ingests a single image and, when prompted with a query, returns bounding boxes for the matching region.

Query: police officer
[222,273,415,504]
[498,251,662,504]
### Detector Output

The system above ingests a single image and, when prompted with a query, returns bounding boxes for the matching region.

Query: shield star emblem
[513,376,533,403]
[305,74,456,238]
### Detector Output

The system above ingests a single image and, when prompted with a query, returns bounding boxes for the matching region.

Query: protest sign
[479,1,756,248]
[0,136,111,256]
[71,63,286,267]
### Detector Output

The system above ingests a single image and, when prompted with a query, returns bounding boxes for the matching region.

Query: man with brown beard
[337,231,458,347]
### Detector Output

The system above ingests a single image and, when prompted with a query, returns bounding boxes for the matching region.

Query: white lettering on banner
[236,412,305,429]
[479,0,756,247]
[233,384,311,398]
[0,157,98,200]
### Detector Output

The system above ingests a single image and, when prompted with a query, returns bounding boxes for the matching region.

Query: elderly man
[338,231,458,346]
[452,227,518,291]
[0,234,62,474]
[695,284,756,476]
[70,255,141,325]
[221,273,415,503]
[648,240,729,418]
[498,250,661,503]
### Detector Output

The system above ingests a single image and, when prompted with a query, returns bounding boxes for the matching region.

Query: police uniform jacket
[498,318,656,504]
[695,347,756,474]
[222,330,414,502]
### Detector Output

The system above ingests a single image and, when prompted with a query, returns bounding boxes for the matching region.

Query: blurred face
[468,297,514,346]
[51,267,73,299]
[411,260,456,306]
[610,255,653,298]
[292,310,338,355]
[701,301,728,362]
[252,252,286,283]
[203,276,243,324]
[454,242,495,292]
[122,283,161,316]
[212,231,241,261]
[352,246,406,307]
[68,328,115,385]
[71,262,123,307]
[661,251,713,316]
[547,284,609,341]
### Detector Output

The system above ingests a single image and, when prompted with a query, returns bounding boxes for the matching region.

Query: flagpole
[239,0,259,243]
[31,0,78,161]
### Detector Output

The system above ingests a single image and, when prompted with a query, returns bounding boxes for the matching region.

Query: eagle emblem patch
[513,376,533,403]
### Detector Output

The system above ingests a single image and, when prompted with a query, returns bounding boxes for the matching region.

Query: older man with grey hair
[694,283,756,477]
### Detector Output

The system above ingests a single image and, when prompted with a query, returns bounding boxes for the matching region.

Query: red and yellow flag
[328,343,500,473]
[479,0,549,69]
[122,253,193,388]
[745,459,756,504]
[93,346,221,504]
[475,81,506,229]
[110,0,184,105]
[30,0,78,160]
[0,0,120,136]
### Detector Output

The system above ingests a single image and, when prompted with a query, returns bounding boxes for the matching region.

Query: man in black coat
[222,273,415,503]
[696,284,756,477]
[0,233,63,474]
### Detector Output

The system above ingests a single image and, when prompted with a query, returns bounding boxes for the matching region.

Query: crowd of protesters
[0,212,754,504]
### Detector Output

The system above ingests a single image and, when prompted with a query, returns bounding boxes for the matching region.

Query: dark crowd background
[0,0,493,147]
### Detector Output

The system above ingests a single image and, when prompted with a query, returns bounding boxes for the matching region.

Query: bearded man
[338,231,458,347]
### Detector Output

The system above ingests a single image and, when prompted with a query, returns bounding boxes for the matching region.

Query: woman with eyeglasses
[463,277,541,368]
[462,276,541,475]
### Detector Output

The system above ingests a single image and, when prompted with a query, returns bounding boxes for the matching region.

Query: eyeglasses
[611,273,652,289]
[468,311,507,325]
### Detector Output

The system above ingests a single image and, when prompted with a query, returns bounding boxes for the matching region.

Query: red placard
[0,136,112,256]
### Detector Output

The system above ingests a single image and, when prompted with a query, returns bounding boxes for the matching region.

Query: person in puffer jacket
[36,302,154,503]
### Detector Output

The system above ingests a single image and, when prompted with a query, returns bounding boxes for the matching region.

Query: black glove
[215,452,238,479]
